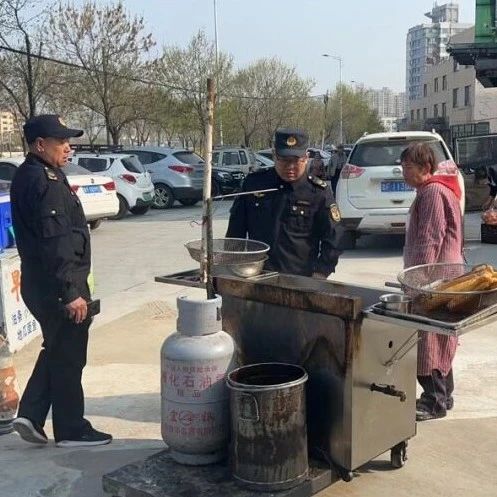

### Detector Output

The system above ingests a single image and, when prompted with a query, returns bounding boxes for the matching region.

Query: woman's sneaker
[56,427,112,448]
[13,417,48,444]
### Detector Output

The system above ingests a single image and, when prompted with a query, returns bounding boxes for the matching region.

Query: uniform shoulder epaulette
[44,167,58,181]
[308,175,327,189]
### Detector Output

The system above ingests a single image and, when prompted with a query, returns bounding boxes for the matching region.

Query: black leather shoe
[416,408,447,422]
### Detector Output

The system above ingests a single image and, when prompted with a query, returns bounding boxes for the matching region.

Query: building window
[423,108,427,120]
[423,84,427,97]
[464,85,471,106]
[442,75,447,90]
[442,102,447,117]
[453,59,459,72]
[411,110,415,121]
[416,109,420,120]
[434,104,439,118]
[453,88,458,108]
[434,77,439,92]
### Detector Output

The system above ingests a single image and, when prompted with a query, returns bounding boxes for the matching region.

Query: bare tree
[0,0,55,118]
[48,1,155,145]
[226,58,314,148]
[155,30,233,140]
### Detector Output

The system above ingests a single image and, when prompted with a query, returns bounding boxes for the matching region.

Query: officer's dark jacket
[10,153,90,306]
[226,168,343,276]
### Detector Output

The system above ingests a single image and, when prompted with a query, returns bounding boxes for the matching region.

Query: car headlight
[217,172,232,179]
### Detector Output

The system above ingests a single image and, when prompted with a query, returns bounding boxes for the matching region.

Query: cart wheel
[390,441,408,469]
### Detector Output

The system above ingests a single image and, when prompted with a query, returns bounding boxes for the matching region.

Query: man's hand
[65,297,87,324]
[312,272,328,280]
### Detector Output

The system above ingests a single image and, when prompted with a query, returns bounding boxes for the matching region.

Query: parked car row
[0,157,119,230]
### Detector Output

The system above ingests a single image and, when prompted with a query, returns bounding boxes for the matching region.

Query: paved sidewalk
[1,210,496,497]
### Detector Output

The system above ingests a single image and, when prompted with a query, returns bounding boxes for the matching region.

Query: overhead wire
[0,44,329,102]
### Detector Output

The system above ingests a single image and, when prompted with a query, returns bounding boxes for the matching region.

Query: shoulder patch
[44,167,58,181]
[309,175,327,189]
[329,203,341,222]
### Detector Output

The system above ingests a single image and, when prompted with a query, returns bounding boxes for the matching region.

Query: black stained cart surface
[102,450,337,497]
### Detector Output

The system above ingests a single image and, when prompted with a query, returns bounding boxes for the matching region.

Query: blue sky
[76,1,477,94]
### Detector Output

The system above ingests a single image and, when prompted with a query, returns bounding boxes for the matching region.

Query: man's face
[274,153,308,182]
[33,137,72,167]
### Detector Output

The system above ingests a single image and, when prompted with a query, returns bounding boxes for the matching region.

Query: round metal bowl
[223,256,268,278]
[379,293,412,313]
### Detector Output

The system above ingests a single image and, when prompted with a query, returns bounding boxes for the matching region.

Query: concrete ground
[1,205,497,497]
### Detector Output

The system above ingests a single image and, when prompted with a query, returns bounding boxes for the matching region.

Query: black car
[212,167,244,197]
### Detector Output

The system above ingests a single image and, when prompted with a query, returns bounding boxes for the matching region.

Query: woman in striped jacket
[401,142,463,422]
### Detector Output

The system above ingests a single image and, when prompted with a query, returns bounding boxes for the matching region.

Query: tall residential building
[364,87,406,118]
[406,2,472,104]
[0,111,15,136]
[408,27,497,134]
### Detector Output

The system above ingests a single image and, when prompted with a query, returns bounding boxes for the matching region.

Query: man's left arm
[313,187,344,277]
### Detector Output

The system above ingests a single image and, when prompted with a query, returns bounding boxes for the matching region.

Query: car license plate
[381,181,414,193]
[82,185,101,194]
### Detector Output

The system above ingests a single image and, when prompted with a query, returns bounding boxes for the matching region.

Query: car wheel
[153,183,175,209]
[108,195,128,220]
[88,219,102,230]
[341,230,358,250]
[179,199,199,207]
[129,205,150,215]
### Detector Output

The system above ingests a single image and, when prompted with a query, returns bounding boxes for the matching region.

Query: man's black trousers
[17,302,90,442]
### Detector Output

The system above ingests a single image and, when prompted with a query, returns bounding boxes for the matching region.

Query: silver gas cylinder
[161,294,235,465]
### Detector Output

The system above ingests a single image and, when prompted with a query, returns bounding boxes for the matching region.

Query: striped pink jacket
[404,182,463,376]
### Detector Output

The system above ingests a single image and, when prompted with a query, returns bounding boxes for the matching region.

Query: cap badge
[286,136,297,147]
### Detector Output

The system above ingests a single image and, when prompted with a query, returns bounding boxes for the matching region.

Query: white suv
[336,131,464,249]
[70,153,155,219]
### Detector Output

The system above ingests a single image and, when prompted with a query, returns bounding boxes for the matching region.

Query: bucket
[227,363,309,491]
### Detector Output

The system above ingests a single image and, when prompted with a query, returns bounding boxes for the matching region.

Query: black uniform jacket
[226,168,344,276]
[10,153,91,309]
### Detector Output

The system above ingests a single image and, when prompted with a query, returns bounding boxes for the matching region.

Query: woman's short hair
[400,142,437,174]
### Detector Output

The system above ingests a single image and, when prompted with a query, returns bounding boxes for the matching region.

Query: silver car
[121,146,204,208]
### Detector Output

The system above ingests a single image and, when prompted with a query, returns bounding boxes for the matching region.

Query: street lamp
[322,53,343,145]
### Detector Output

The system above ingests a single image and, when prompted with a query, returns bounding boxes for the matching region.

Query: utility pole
[322,54,344,144]
[213,0,223,146]
[321,91,329,150]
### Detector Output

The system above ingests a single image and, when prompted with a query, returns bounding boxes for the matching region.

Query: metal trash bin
[227,362,308,491]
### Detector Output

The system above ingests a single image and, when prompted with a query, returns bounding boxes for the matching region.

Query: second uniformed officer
[11,115,112,447]
[226,127,343,277]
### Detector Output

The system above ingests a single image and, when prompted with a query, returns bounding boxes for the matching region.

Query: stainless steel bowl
[379,293,412,313]
[224,256,268,278]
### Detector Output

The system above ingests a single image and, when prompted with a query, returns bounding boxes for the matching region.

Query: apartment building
[408,27,497,133]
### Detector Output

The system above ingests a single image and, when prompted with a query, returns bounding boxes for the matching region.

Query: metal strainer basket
[397,263,497,317]
[185,238,270,265]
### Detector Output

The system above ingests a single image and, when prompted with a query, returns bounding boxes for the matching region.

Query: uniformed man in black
[227,127,343,277]
[11,115,112,447]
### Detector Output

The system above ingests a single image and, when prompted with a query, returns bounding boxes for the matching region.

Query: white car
[70,153,155,219]
[0,157,119,230]
[336,131,465,249]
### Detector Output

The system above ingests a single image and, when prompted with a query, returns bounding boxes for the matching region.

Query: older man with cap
[10,114,112,447]
[227,127,344,277]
